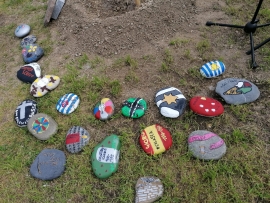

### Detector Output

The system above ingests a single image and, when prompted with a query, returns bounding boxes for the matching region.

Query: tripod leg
[206,21,244,28]
[246,37,270,55]
[249,32,258,69]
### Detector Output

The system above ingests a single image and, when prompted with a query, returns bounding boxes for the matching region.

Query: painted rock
[17,63,41,83]
[91,134,121,179]
[200,60,226,78]
[155,87,187,118]
[14,99,37,127]
[30,75,60,97]
[65,126,90,153]
[22,44,44,63]
[14,24,30,38]
[189,96,224,117]
[122,98,147,118]
[30,149,66,180]
[135,177,164,203]
[215,78,260,105]
[188,130,226,160]
[93,98,114,120]
[20,35,37,48]
[27,113,58,140]
[56,93,80,115]
[139,124,172,155]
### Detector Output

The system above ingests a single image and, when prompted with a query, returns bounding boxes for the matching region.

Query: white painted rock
[200,60,226,78]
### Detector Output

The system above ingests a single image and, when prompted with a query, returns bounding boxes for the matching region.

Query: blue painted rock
[215,78,260,104]
[56,93,80,115]
[17,63,41,83]
[20,35,37,48]
[30,149,66,180]
[93,98,114,120]
[15,24,30,38]
[155,87,187,118]
[66,126,90,153]
[121,98,147,118]
[22,44,44,63]
[14,99,37,127]
[30,75,60,97]
[200,60,226,78]
[135,177,164,203]
[188,130,226,160]
[27,113,58,140]
[91,134,121,179]
[189,96,224,117]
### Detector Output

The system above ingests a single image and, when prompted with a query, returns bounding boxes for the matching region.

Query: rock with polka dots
[91,134,121,179]
[65,126,90,153]
[30,75,60,97]
[189,96,224,117]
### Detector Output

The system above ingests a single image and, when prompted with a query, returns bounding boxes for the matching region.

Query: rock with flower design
[27,113,58,140]
[200,60,226,78]
[22,44,44,63]
[20,35,37,48]
[15,24,31,38]
[93,98,114,120]
[30,75,60,97]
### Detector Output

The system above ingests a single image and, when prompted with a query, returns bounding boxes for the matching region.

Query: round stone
[189,96,224,117]
[22,44,44,63]
[93,98,114,120]
[139,124,172,155]
[135,177,164,203]
[121,98,147,118]
[15,24,30,38]
[188,130,226,160]
[65,126,90,153]
[30,149,66,180]
[17,63,41,83]
[155,87,187,118]
[91,134,121,179]
[200,60,226,78]
[215,78,260,104]
[14,99,38,127]
[27,113,58,140]
[20,35,37,48]
[56,93,80,115]
[30,75,60,97]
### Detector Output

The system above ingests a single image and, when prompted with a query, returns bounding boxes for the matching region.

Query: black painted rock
[17,63,41,83]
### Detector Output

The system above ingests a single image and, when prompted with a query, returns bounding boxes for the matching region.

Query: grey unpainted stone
[51,0,65,19]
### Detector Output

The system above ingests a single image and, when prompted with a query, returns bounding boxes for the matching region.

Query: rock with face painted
[30,75,60,97]
[188,130,226,160]
[20,35,37,48]
[121,98,147,118]
[215,78,260,105]
[93,98,114,120]
[17,63,41,83]
[91,134,121,179]
[15,24,31,38]
[200,60,226,78]
[56,93,80,115]
[22,44,44,63]
[155,87,187,118]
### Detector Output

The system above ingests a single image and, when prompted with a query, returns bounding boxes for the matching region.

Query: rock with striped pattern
[121,97,147,118]
[200,60,225,78]
[56,93,80,115]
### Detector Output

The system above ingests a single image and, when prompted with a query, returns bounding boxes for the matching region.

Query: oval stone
[56,93,80,115]
[91,134,121,179]
[155,87,187,118]
[20,35,37,48]
[15,24,30,38]
[17,63,41,83]
[200,60,226,78]
[22,44,44,63]
[93,98,114,120]
[66,126,90,153]
[215,78,260,104]
[30,149,66,180]
[30,75,60,97]
[27,113,58,140]
[135,177,164,203]
[189,96,224,117]
[121,97,147,118]
[139,124,172,155]
[188,130,226,160]
[14,99,38,127]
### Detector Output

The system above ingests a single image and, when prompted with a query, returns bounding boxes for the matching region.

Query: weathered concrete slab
[44,0,57,26]
[52,0,65,20]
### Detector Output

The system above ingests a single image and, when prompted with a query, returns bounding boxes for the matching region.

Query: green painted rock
[121,97,147,118]
[91,134,121,179]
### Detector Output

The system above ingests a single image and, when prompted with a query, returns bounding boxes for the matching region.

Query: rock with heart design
[121,97,147,118]
[189,96,224,117]
[93,98,114,120]
[27,113,58,140]
[200,60,226,78]
[188,130,226,160]
[56,93,80,115]
[65,126,90,153]
[17,63,41,83]
[135,176,164,203]
[139,124,172,155]
[15,24,31,38]
[91,134,121,179]
[30,75,60,97]
[20,35,37,48]
[14,99,38,127]
[22,44,44,63]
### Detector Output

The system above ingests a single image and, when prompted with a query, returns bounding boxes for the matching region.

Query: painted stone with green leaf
[121,97,147,118]
[91,134,121,179]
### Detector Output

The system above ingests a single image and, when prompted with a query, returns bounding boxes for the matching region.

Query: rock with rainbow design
[93,98,114,120]
[200,60,226,78]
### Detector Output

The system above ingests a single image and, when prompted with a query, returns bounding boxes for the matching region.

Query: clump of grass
[161,48,174,72]
[169,38,190,47]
